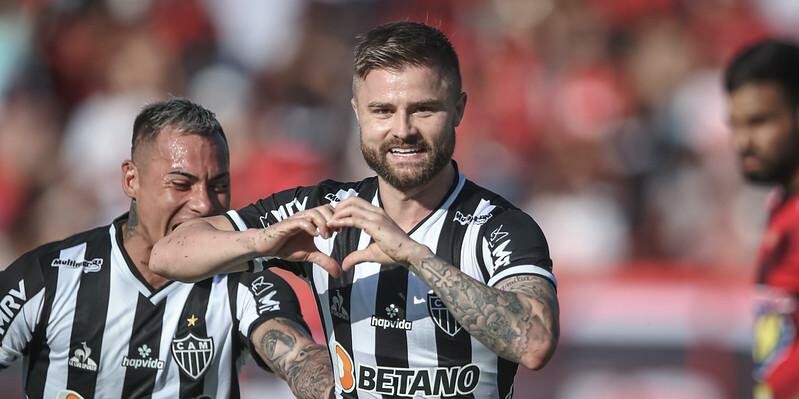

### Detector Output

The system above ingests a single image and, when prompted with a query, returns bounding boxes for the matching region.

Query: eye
[414,107,434,116]
[171,181,191,191]
[211,182,230,193]
[370,107,393,117]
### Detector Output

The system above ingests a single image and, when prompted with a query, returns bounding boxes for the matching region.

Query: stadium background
[0,0,791,397]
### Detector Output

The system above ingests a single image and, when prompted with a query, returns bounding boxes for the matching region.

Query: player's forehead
[729,82,791,112]
[354,65,455,101]
[146,128,229,175]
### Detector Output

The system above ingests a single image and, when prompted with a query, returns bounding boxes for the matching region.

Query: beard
[741,132,799,185]
[361,130,455,190]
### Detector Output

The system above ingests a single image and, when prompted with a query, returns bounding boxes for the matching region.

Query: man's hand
[327,197,432,270]
[257,205,342,277]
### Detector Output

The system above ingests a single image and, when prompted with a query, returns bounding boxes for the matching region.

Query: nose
[188,186,215,216]
[392,111,417,140]
[731,127,753,153]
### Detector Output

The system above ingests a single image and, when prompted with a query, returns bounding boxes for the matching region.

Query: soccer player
[152,22,559,398]
[0,99,333,398]
[726,40,799,399]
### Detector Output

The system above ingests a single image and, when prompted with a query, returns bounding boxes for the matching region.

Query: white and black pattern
[0,215,306,399]
[230,163,555,398]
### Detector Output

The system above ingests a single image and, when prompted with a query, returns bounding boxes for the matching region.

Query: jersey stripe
[226,275,243,398]
[122,296,167,397]
[328,227,360,398]
[65,231,112,397]
[373,264,410,369]
[434,200,475,399]
[176,279,214,397]
[42,243,86,399]
[25,250,60,399]
[204,275,235,396]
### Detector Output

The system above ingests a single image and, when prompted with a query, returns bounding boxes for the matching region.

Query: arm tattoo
[257,318,333,399]
[408,257,559,366]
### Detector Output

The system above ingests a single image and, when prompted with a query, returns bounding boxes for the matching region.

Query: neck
[122,203,170,289]
[378,163,456,232]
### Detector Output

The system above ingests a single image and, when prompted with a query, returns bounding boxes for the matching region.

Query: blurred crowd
[0,0,793,272]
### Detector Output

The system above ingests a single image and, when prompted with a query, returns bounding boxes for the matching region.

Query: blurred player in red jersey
[726,40,799,399]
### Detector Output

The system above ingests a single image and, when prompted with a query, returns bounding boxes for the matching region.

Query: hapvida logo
[370,316,412,331]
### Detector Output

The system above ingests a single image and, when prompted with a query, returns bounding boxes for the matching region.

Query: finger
[283,217,321,238]
[341,246,382,271]
[314,205,337,236]
[334,197,382,218]
[307,252,342,278]
[295,208,332,239]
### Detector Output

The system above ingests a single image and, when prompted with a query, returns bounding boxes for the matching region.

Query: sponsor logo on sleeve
[0,280,26,337]
[489,225,509,243]
[171,333,214,380]
[488,225,513,268]
[51,258,103,273]
[249,276,281,313]
[250,276,274,296]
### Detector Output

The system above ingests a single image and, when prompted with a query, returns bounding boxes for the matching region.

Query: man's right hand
[257,205,342,277]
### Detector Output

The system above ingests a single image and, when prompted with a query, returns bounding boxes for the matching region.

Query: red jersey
[758,195,799,291]
[754,194,799,399]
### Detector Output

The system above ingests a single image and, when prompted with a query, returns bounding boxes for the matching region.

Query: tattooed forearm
[408,256,559,369]
[255,318,334,399]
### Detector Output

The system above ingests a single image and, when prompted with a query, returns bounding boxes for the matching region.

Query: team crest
[171,333,214,379]
[428,293,462,336]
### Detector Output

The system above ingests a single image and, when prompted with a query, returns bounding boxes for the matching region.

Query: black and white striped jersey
[0,215,305,399]
[227,167,556,399]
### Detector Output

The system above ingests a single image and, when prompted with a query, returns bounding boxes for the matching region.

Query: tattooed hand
[251,318,334,399]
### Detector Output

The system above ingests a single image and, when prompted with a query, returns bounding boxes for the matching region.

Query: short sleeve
[479,209,556,288]
[224,186,325,276]
[1,251,47,369]
[233,269,309,370]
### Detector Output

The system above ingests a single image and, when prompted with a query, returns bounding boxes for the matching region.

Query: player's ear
[453,91,467,127]
[121,159,139,200]
[351,97,360,122]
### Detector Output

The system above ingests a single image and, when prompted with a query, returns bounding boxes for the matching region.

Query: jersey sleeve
[479,209,556,289]
[224,186,325,276]
[233,269,309,370]
[0,252,47,370]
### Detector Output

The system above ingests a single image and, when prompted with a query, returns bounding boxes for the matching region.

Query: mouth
[388,147,426,157]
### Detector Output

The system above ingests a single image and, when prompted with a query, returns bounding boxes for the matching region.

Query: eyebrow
[367,99,445,108]
[167,171,230,181]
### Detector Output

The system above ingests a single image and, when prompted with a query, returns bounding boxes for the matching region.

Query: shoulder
[4,222,112,286]
[455,179,542,231]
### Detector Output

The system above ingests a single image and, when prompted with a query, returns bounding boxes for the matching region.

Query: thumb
[341,245,380,271]
[307,252,342,278]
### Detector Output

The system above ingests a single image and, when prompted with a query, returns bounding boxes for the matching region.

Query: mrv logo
[0,280,26,337]
[260,197,309,227]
